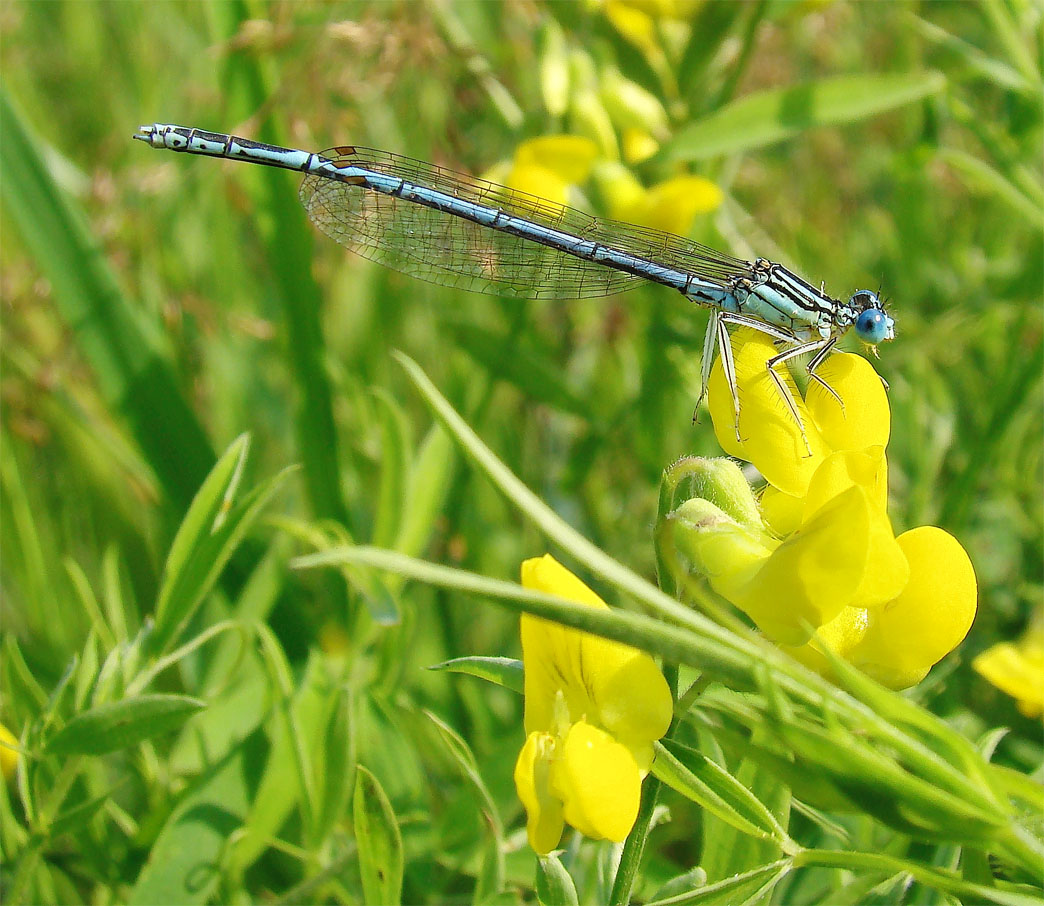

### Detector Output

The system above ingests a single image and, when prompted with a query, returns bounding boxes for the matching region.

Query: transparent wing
[299,146,752,300]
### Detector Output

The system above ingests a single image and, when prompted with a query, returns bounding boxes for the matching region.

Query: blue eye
[854,308,889,344]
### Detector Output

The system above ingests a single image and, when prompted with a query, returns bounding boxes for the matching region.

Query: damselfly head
[849,290,894,345]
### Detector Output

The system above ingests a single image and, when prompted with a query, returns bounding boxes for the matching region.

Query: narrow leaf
[659,72,946,162]
[649,866,708,903]
[45,695,205,756]
[0,90,213,510]
[645,859,791,906]
[159,435,249,607]
[49,781,129,838]
[151,440,295,655]
[373,389,412,549]
[353,765,404,906]
[536,852,579,906]
[395,423,456,561]
[315,687,356,843]
[653,741,785,843]
[428,656,524,694]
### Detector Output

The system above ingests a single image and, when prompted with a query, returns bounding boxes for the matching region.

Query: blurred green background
[1,0,1041,902]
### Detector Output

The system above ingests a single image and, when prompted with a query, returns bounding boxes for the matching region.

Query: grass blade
[0,91,214,510]
[658,72,946,162]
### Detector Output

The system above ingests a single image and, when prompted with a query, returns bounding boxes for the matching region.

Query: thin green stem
[794,848,1041,906]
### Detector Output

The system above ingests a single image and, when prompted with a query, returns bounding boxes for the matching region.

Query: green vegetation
[1,1,1041,903]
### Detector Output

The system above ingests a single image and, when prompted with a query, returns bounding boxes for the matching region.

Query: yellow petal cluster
[498,135,601,208]
[689,329,977,688]
[514,555,673,853]
[973,608,1044,717]
[0,723,19,783]
[493,136,721,240]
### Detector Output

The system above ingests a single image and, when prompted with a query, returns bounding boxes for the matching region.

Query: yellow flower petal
[802,448,908,608]
[520,556,673,750]
[513,135,599,185]
[604,0,657,55]
[802,447,888,516]
[784,605,870,677]
[974,641,1044,718]
[521,556,610,735]
[728,485,871,645]
[622,127,659,164]
[507,163,571,208]
[583,638,673,759]
[0,724,18,783]
[760,485,803,536]
[515,732,566,854]
[522,555,609,609]
[622,175,723,234]
[708,330,830,497]
[849,526,977,689]
[550,720,642,843]
[805,351,890,453]
[600,70,670,137]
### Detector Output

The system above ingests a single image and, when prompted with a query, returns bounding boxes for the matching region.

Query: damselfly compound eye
[855,307,890,344]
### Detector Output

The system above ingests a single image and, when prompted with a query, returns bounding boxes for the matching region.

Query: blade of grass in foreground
[0,90,214,510]
[658,71,946,162]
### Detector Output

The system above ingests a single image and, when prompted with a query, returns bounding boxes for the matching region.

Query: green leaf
[476,835,506,906]
[908,14,1033,93]
[653,741,786,843]
[314,686,356,844]
[697,751,790,884]
[428,656,524,694]
[536,852,579,906]
[425,711,506,901]
[353,765,404,906]
[395,423,457,561]
[72,630,99,712]
[372,389,413,549]
[658,72,947,162]
[129,731,260,905]
[45,694,205,756]
[648,866,708,904]
[0,90,213,511]
[645,860,791,906]
[151,436,295,654]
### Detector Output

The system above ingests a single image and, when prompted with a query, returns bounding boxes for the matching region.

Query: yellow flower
[514,555,673,854]
[612,174,723,235]
[0,723,19,783]
[973,609,1044,717]
[594,160,722,237]
[621,127,660,164]
[492,135,600,208]
[674,330,977,687]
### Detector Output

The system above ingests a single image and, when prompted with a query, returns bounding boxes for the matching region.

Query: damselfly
[134,123,894,447]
